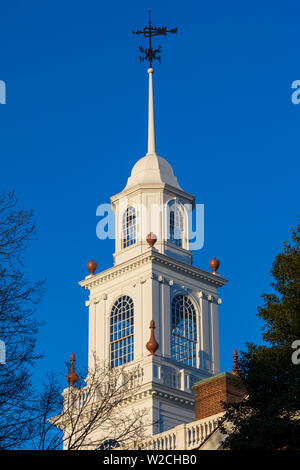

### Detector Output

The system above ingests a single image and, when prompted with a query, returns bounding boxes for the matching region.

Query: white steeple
[147,67,156,155]
[60,13,228,448]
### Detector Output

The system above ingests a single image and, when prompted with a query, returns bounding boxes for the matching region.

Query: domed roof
[124,153,181,190]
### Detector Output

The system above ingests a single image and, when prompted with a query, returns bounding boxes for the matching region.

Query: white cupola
[124,153,181,190]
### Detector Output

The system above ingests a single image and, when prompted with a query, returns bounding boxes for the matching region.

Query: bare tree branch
[45,357,150,450]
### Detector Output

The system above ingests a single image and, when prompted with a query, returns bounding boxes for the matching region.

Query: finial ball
[87,259,97,275]
[146,232,157,248]
[209,257,220,274]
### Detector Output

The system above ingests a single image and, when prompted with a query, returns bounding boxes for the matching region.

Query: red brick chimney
[192,351,246,420]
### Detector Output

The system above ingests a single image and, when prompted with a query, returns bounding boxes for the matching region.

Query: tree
[25,372,63,450]
[0,192,45,449]
[33,355,149,450]
[220,222,300,450]
[0,192,147,450]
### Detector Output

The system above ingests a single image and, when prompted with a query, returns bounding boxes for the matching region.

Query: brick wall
[192,372,246,420]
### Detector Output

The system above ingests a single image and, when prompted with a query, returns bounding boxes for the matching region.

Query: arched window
[110,296,134,368]
[167,201,183,247]
[99,439,120,450]
[171,294,197,367]
[122,207,136,249]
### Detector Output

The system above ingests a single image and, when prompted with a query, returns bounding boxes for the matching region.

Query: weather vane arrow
[133,10,178,67]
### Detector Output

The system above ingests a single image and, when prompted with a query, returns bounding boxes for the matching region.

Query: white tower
[79,65,227,436]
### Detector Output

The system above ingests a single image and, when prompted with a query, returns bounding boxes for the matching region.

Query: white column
[142,277,152,357]
[88,300,96,369]
[152,277,161,350]
[93,296,106,364]
[201,297,211,372]
[161,280,171,357]
[152,396,161,435]
[210,299,220,374]
[196,292,202,368]
[102,294,108,363]
[134,281,143,359]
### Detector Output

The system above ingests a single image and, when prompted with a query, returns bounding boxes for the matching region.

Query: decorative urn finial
[146,232,157,248]
[146,320,159,356]
[209,257,220,274]
[87,259,97,275]
[66,353,79,387]
[231,349,240,377]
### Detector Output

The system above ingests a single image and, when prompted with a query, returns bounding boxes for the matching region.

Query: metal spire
[133,11,177,156]
[147,66,156,155]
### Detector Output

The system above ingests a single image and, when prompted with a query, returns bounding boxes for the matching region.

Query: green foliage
[220,222,300,450]
[258,223,300,347]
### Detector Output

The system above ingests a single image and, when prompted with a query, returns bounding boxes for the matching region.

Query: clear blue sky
[0,0,299,388]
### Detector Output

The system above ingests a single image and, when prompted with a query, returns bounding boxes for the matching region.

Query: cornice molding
[152,252,227,288]
[122,387,194,407]
[79,251,228,291]
[111,182,195,206]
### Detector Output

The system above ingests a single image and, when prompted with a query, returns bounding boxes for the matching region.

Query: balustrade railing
[130,412,224,450]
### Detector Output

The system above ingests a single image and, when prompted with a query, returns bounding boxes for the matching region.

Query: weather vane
[133,10,177,67]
